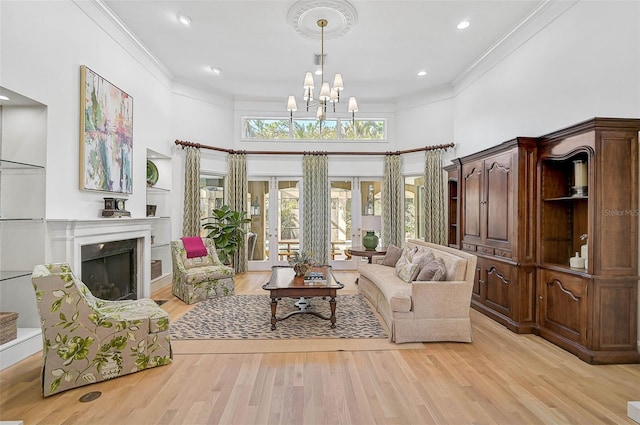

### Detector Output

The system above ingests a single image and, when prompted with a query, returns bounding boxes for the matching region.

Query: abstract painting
[79,65,133,194]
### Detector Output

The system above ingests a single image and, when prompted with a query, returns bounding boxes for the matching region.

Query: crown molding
[73,0,173,85]
[453,0,578,95]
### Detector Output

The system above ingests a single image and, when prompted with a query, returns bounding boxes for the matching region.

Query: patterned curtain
[227,153,248,272]
[302,154,329,264]
[382,154,404,248]
[182,146,201,236]
[424,149,446,244]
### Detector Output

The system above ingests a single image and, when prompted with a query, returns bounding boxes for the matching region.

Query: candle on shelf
[573,160,587,187]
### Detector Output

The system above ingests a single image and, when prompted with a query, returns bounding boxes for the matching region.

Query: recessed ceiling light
[0,95,9,101]
[210,67,222,75]
[177,14,191,26]
[417,70,427,77]
[314,69,323,76]
[457,20,470,30]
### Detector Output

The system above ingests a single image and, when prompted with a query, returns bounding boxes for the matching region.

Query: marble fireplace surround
[48,218,155,299]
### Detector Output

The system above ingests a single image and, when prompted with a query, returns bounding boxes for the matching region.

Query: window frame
[240,115,387,142]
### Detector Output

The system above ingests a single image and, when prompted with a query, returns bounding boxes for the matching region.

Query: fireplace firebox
[81,239,137,300]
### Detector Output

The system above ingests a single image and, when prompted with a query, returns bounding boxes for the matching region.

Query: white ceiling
[103,0,546,103]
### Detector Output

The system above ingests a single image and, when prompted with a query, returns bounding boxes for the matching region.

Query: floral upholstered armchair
[171,238,235,304]
[31,263,172,397]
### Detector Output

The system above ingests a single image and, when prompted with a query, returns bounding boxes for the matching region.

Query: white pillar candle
[574,160,587,186]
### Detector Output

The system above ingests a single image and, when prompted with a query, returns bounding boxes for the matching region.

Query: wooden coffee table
[262,265,344,330]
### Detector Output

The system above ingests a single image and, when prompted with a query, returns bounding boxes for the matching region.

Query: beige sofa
[357,239,477,343]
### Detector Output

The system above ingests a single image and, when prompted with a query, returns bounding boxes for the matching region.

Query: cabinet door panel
[592,281,638,351]
[462,164,482,240]
[485,154,511,243]
[596,132,638,275]
[539,270,586,345]
[483,262,514,318]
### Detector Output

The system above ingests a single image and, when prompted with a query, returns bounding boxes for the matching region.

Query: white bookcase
[146,149,172,291]
[0,93,48,369]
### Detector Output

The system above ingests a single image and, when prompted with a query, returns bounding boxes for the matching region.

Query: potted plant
[288,250,317,277]
[202,205,251,269]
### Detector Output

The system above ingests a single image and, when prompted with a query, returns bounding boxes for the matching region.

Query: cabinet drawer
[477,246,494,255]
[462,243,476,251]
[494,248,512,258]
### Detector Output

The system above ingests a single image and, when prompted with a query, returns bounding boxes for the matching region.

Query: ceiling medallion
[287,0,358,40]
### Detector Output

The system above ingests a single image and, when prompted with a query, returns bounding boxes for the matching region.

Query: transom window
[242,117,386,141]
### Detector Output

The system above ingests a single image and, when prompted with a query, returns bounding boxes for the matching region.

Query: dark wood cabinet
[444,162,460,249]
[536,117,640,364]
[446,117,639,364]
[456,138,537,333]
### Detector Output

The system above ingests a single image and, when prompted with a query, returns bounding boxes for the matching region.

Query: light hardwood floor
[1,271,639,425]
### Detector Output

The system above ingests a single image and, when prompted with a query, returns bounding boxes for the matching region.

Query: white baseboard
[0,328,42,370]
[628,401,640,424]
[150,274,171,294]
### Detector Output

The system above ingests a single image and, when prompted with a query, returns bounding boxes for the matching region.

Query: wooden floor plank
[1,270,639,424]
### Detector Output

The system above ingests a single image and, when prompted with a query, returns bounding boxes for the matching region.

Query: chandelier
[286,19,358,123]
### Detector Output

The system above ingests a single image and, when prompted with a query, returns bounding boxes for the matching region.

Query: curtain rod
[174,140,454,156]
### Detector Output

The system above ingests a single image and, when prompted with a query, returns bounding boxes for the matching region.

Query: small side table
[348,247,387,264]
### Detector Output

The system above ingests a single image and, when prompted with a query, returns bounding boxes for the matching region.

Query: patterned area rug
[170,294,388,340]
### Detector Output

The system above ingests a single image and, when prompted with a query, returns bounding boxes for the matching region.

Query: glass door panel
[330,180,353,268]
[360,180,381,216]
[405,176,425,240]
[358,179,382,252]
[277,180,301,265]
[199,174,225,237]
[248,180,269,268]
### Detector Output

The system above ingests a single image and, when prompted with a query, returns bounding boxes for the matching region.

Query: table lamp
[361,215,381,250]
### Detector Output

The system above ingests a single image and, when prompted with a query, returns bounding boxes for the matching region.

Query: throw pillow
[395,247,420,282]
[382,244,403,267]
[412,248,435,269]
[416,257,447,281]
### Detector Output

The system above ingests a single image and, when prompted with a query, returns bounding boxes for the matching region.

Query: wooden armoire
[447,117,640,364]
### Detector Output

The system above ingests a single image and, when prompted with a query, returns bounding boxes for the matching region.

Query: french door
[247,177,302,271]
[328,179,355,270]
[328,178,382,270]
[247,176,381,271]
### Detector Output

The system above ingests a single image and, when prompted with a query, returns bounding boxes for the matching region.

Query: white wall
[395,86,455,152]
[171,84,234,148]
[452,1,640,157]
[1,0,175,219]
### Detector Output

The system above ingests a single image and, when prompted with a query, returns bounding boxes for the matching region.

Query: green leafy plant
[202,205,251,267]
[288,250,317,276]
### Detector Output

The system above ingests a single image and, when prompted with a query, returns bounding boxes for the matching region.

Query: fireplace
[48,218,154,299]
[81,239,137,300]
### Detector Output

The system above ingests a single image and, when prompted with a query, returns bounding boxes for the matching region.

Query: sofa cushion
[395,247,434,282]
[185,265,234,284]
[382,244,403,267]
[406,241,467,281]
[416,257,447,281]
[395,248,418,282]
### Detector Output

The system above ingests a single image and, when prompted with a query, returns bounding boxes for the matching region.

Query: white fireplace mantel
[48,218,155,298]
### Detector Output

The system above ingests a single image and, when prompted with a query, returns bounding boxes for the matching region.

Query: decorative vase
[293,263,311,277]
[363,231,379,251]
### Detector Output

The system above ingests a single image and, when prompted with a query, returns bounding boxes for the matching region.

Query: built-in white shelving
[146,149,172,291]
[0,89,48,369]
